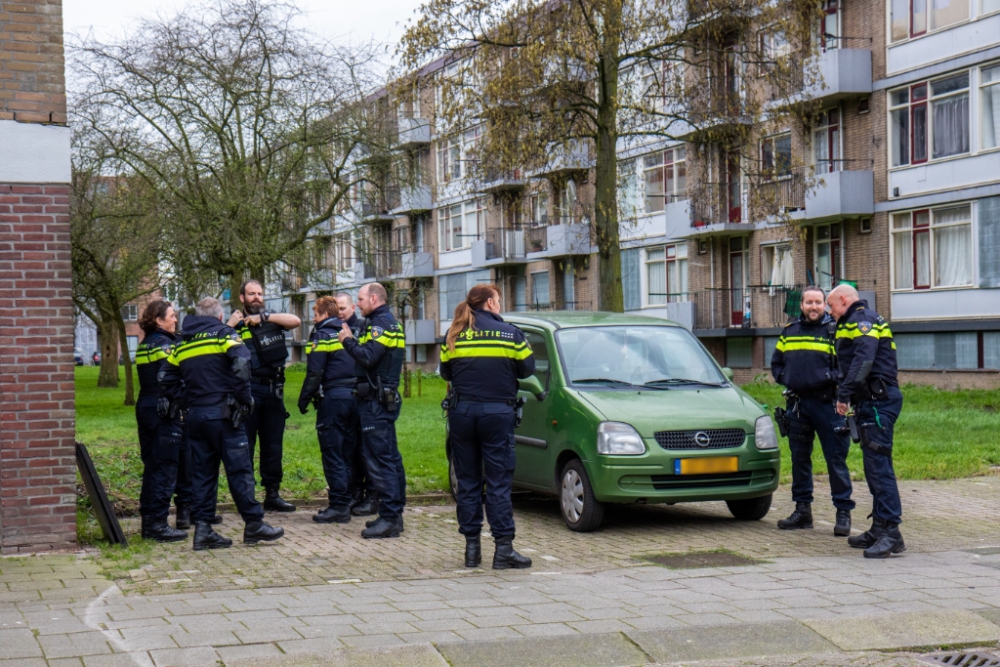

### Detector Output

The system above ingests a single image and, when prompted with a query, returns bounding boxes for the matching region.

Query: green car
[445,312,781,532]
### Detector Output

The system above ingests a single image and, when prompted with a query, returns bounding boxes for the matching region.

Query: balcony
[691,285,802,332]
[401,251,435,278]
[404,318,437,345]
[766,49,872,108]
[529,140,593,178]
[390,184,432,215]
[479,168,526,194]
[791,166,874,225]
[472,227,528,267]
[524,222,591,257]
[362,250,402,280]
[397,117,431,148]
[361,193,397,222]
[687,182,747,236]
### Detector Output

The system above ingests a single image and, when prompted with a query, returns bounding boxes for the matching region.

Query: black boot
[263,487,296,513]
[361,516,402,539]
[863,524,906,559]
[209,513,224,525]
[348,488,364,512]
[365,515,404,531]
[175,505,191,530]
[140,516,151,539]
[243,520,284,545]
[848,514,884,549]
[492,536,531,570]
[314,505,351,524]
[465,535,482,568]
[834,509,851,537]
[147,519,187,543]
[351,493,379,516]
[777,502,813,530]
[193,522,232,551]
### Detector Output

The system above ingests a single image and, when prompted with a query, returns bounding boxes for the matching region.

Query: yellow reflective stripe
[306,340,344,355]
[836,327,894,340]
[778,341,836,353]
[170,338,241,363]
[135,350,169,365]
[240,329,253,341]
[440,346,532,361]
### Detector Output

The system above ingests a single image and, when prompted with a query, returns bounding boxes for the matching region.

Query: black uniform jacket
[299,316,356,411]
[136,328,177,401]
[439,310,536,403]
[835,300,899,404]
[235,319,285,379]
[343,304,405,390]
[770,314,838,396]
[159,316,253,408]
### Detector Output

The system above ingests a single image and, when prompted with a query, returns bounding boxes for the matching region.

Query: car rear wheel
[560,459,604,532]
[726,494,773,521]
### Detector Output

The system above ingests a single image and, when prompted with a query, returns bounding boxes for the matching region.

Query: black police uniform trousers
[316,392,359,508]
[449,401,517,539]
[786,395,854,511]
[856,385,904,526]
[136,398,183,522]
[358,397,406,519]
[350,429,375,498]
[175,427,192,510]
[187,404,264,524]
[245,380,287,489]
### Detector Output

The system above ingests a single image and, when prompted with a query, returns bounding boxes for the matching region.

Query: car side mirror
[722,367,734,382]
[518,375,546,400]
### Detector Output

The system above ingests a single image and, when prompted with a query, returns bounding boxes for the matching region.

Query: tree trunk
[228,273,244,312]
[594,9,624,313]
[115,310,136,406]
[97,319,120,388]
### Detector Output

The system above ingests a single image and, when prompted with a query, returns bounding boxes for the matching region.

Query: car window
[522,330,550,388]
[556,326,725,386]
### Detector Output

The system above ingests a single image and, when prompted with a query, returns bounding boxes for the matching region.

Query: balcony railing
[485,227,527,261]
[751,172,806,217]
[690,182,745,226]
[691,285,803,330]
[362,250,402,279]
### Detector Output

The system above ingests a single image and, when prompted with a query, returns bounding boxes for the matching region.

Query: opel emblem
[694,431,711,447]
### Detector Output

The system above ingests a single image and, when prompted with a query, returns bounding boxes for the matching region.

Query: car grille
[654,428,746,450]
[649,470,774,490]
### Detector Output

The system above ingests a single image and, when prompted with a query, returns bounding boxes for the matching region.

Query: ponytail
[446,283,501,351]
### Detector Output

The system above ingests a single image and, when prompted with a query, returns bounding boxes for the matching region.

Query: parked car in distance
[74,349,85,366]
[445,312,781,532]
[92,351,101,365]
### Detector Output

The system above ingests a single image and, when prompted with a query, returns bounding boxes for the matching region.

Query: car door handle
[515,435,547,449]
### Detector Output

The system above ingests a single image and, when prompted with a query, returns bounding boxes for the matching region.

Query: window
[126,335,138,361]
[436,136,462,182]
[761,133,792,178]
[622,248,641,311]
[981,64,1000,150]
[531,271,550,308]
[896,332,978,369]
[641,60,669,111]
[980,196,1000,287]
[890,73,969,166]
[121,304,138,321]
[334,233,354,270]
[529,190,549,226]
[761,29,790,61]
[762,244,795,287]
[513,274,527,311]
[892,204,973,290]
[439,270,491,321]
[556,179,578,224]
[726,337,753,368]
[523,330,550,387]
[815,223,842,290]
[763,336,780,366]
[891,0,968,42]
[437,199,484,252]
[813,109,841,173]
[986,0,1000,14]
[645,243,688,305]
[643,154,665,213]
[563,265,576,310]
[618,159,640,219]
[818,0,841,51]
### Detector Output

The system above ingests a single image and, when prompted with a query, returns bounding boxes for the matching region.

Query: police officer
[771,286,854,536]
[134,300,187,542]
[440,284,535,569]
[336,292,377,517]
[160,297,284,550]
[298,296,358,524]
[227,280,301,513]
[827,284,905,559]
[337,282,407,539]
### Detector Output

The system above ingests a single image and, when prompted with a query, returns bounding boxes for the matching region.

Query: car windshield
[555,326,727,387]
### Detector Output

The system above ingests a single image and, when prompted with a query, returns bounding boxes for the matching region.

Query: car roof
[501,311,685,331]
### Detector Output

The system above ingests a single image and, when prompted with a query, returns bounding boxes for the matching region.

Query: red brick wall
[0,0,67,124]
[0,183,77,553]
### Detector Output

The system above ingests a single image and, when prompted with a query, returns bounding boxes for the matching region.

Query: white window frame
[437,199,484,252]
[814,223,843,290]
[644,243,688,306]
[888,71,971,169]
[890,203,975,291]
[813,108,842,174]
[889,0,971,44]
[761,132,793,180]
[980,62,1000,150]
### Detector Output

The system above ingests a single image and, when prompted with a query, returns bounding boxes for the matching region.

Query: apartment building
[286,0,1000,387]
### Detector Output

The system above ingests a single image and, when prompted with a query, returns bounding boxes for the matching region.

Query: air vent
[919,652,1000,666]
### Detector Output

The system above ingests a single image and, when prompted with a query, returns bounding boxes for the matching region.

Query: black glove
[157,396,171,418]
[298,403,309,415]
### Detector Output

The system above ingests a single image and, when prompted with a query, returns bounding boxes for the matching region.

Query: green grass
[75,366,449,513]
[741,381,1000,482]
[76,367,1000,518]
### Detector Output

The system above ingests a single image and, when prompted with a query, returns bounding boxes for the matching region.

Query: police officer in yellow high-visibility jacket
[439,284,535,570]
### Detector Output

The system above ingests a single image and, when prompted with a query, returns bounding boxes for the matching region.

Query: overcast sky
[62,0,422,62]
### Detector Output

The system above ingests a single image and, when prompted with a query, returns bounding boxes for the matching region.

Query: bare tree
[70,0,392,309]
[400,0,819,311]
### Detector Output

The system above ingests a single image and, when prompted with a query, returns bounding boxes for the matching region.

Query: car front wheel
[559,459,604,532]
[726,494,773,521]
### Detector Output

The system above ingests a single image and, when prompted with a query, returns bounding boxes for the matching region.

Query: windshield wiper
[573,378,666,390]
[643,378,726,388]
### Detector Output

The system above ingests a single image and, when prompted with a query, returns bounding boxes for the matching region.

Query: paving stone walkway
[2,476,1000,666]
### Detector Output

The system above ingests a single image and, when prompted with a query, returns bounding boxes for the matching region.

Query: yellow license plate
[675,456,739,475]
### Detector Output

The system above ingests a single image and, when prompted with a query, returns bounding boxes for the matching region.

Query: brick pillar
[0,0,77,553]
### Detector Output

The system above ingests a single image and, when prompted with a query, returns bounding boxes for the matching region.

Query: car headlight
[597,422,647,455]
[755,415,778,450]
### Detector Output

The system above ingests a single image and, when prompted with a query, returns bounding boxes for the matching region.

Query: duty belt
[250,376,283,387]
